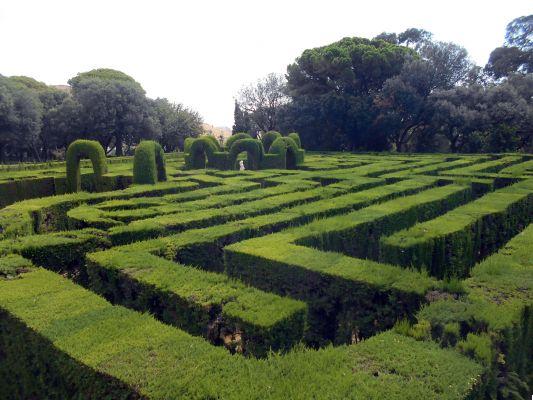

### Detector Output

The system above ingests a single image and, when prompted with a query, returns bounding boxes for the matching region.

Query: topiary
[228,139,264,170]
[268,137,300,169]
[287,132,301,148]
[66,139,108,193]
[133,141,167,184]
[226,132,252,150]
[202,135,222,151]
[261,131,282,152]
[187,136,219,169]
[184,137,195,154]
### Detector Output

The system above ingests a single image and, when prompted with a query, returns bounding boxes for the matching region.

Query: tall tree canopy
[487,15,532,78]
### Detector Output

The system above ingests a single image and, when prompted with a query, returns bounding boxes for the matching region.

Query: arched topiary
[261,131,282,152]
[184,137,195,154]
[287,132,301,148]
[66,139,108,193]
[188,136,219,169]
[202,134,222,151]
[268,137,299,169]
[226,132,252,150]
[228,139,264,170]
[133,141,167,184]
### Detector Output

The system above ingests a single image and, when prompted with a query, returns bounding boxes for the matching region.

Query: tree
[0,76,42,162]
[153,98,203,152]
[374,60,434,151]
[68,68,158,155]
[487,15,532,78]
[284,37,416,150]
[232,100,252,134]
[237,73,288,132]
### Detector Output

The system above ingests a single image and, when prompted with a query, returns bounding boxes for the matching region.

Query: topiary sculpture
[228,139,264,170]
[66,139,108,193]
[133,141,167,184]
[261,131,282,152]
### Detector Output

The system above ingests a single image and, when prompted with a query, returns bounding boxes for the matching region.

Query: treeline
[0,69,203,162]
[234,16,532,153]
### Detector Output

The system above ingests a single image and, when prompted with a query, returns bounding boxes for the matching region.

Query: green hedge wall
[133,141,167,184]
[65,140,108,193]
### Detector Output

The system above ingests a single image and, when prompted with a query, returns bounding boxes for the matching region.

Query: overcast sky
[1,0,531,127]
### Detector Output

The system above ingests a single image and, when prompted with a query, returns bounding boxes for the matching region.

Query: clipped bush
[203,134,222,151]
[65,139,107,193]
[132,141,167,185]
[183,137,194,154]
[261,131,282,152]
[268,136,300,169]
[225,132,252,150]
[228,139,264,170]
[187,136,219,169]
[288,132,301,148]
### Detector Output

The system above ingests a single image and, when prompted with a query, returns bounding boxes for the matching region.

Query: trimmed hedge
[380,179,533,278]
[228,138,264,170]
[288,132,301,148]
[225,132,252,150]
[261,131,282,152]
[268,137,300,169]
[414,224,533,399]
[86,249,307,357]
[66,139,108,193]
[0,269,482,399]
[187,136,219,169]
[132,141,167,184]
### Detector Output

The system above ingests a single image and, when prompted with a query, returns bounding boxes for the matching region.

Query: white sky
[1,0,531,127]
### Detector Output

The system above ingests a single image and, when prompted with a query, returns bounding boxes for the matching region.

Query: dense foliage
[0,69,203,162]
[234,16,532,153]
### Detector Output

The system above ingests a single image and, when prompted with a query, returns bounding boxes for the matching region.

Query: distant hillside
[202,124,232,143]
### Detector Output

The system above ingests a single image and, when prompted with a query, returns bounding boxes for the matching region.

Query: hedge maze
[0,151,532,399]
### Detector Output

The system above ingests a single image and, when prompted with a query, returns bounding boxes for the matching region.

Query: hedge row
[410,224,533,399]
[108,181,342,245]
[86,249,307,357]
[222,183,473,343]
[0,180,200,239]
[379,156,489,179]
[380,179,533,278]
[71,179,318,228]
[294,184,473,260]
[0,268,482,399]
[442,155,523,177]
[112,176,438,274]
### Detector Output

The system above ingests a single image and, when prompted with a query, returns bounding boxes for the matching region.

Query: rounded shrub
[287,132,301,148]
[261,131,282,152]
[228,139,264,170]
[226,132,252,150]
[188,136,219,169]
[66,139,107,193]
[133,141,167,184]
